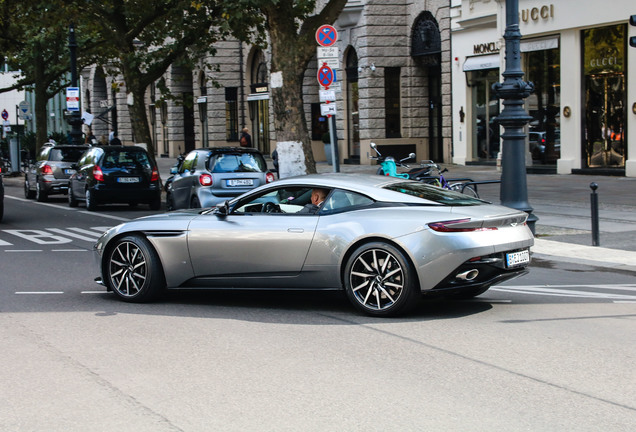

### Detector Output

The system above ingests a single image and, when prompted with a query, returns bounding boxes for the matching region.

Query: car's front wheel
[36,181,47,202]
[68,184,78,207]
[24,178,35,199]
[344,242,419,317]
[85,189,97,211]
[104,235,165,302]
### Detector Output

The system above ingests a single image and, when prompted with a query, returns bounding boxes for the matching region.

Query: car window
[384,182,483,206]
[180,152,197,173]
[233,186,318,214]
[49,148,86,162]
[103,150,151,168]
[209,153,266,173]
[321,190,374,213]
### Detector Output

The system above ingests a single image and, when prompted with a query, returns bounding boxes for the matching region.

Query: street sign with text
[66,87,80,111]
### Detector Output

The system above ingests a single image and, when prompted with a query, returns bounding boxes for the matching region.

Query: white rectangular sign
[319,58,340,70]
[66,87,80,111]
[320,103,337,116]
[317,46,339,59]
[319,89,336,102]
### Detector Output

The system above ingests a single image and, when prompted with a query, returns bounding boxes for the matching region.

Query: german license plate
[64,169,76,175]
[227,179,253,187]
[117,177,140,183]
[506,249,530,267]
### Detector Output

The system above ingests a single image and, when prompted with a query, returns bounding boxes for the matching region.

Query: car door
[171,151,199,209]
[187,186,320,280]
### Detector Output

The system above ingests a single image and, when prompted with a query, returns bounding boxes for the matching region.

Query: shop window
[385,67,401,138]
[225,87,238,142]
[311,103,329,141]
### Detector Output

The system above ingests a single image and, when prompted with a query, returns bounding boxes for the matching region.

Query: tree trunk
[268,20,316,176]
[122,66,154,158]
[34,52,48,155]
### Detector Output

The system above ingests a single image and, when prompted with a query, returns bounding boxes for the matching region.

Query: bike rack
[460,180,501,195]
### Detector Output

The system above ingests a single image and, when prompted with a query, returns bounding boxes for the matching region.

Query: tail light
[428,218,497,233]
[266,172,275,183]
[41,164,53,175]
[93,165,104,182]
[199,173,213,186]
[150,167,159,182]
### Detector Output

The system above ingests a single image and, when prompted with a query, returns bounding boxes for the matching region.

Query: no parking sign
[316,25,338,47]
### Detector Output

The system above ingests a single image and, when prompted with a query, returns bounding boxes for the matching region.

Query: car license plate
[64,169,76,175]
[506,249,530,267]
[227,179,253,187]
[117,177,140,183]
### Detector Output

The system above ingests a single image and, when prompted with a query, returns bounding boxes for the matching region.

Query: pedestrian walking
[239,127,252,147]
[109,132,122,146]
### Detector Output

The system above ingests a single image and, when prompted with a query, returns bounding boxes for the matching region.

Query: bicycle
[411,160,480,198]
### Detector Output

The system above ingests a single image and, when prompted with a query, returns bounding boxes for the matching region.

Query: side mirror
[214,200,230,217]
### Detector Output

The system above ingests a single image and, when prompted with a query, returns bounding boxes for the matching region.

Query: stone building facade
[78,0,453,168]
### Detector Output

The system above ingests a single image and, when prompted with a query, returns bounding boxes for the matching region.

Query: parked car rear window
[49,148,86,162]
[208,153,266,173]
[384,182,483,206]
[103,150,151,168]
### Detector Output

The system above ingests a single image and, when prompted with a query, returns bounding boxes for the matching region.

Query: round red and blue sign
[1,109,8,120]
[316,25,338,47]
[317,64,334,88]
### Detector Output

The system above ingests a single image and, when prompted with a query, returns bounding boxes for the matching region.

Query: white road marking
[81,291,105,294]
[48,228,100,242]
[492,285,636,301]
[15,291,64,295]
[0,239,13,246]
[5,249,42,252]
[51,249,88,252]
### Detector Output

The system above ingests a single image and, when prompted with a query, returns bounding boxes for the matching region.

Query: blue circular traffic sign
[316,24,338,47]
[317,64,334,88]
[1,109,8,120]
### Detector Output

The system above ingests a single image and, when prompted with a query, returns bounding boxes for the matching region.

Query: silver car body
[95,174,533,298]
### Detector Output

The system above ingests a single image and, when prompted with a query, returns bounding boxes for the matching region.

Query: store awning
[463,54,500,72]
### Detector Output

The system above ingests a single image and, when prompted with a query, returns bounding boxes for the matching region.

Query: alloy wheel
[108,241,148,298]
[349,248,405,311]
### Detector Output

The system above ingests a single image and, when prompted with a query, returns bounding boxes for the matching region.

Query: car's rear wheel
[68,184,78,207]
[85,189,97,211]
[24,178,35,199]
[344,242,419,317]
[105,235,165,302]
[36,181,47,202]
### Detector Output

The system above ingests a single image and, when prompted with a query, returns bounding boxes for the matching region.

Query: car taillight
[150,167,159,182]
[93,166,104,182]
[266,172,275,183]
[428,218,497,232]
[199,174,213,186]
[42,164,53,175]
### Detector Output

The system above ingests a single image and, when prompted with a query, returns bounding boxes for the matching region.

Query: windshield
[208,153,266,173]
[50,148,86,162]
[384,182,484,206]
[102,150,151,169]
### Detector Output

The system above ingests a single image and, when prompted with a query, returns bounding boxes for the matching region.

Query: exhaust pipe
[456,269,479,281]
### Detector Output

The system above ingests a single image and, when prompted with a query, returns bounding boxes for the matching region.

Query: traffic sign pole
[316,24,340,173]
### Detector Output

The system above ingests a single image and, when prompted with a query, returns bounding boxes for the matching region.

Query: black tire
[376,167,385,176]
[24,178,35,199]
[35,181,48,202]
[190,196,201,209]
[68,184,78,207]
[85,189,97,211]
[344,242,420,317]
[166,191,174,211]
[104,234,165,302]
[449,183,479,198]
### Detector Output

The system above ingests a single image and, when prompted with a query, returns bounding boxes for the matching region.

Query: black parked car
[68,145,161,211]
[24,143,89,201]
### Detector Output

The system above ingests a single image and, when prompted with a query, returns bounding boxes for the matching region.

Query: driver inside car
[297,188,329,214]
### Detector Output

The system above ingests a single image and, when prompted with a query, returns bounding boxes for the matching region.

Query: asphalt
[5,156,636,273]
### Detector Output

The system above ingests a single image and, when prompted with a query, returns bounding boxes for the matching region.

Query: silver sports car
[94,173,534,317]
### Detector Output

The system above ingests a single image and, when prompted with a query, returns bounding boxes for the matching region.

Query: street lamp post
[67,23,83,145]
[492,0,538,233]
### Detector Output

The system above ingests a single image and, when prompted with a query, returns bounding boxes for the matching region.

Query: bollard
[590,182,599,246]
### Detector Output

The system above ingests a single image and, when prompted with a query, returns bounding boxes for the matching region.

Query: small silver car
[94,174,534,317]
[166,147,274,209]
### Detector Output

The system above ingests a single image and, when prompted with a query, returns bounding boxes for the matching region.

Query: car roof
[266,173,436,204]
[194,147,262,155]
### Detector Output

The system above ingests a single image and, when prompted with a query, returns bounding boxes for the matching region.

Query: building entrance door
[249,98,270,156]
[469,69,500,161]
